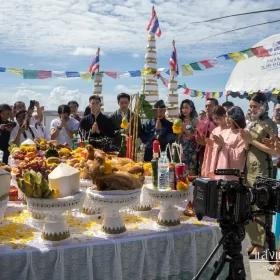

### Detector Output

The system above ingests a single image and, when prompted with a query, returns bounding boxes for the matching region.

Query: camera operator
[240,92,277,259]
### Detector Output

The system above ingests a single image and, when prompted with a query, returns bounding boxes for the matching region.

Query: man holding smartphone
[12,100,43,126]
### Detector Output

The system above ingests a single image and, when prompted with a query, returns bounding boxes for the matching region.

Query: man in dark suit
[140,100,175,161]
[79,95,114,150]
[109,92,141,149]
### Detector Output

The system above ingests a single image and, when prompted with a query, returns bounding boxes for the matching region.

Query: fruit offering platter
[145,184,191,227]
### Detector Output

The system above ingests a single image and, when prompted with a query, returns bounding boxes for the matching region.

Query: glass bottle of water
[158,152,169,190]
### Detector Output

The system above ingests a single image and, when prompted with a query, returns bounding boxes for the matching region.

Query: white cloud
[132,53,140,58]
[13,90,44,106]
[0,0,279,58]
[17,83,53,90]
[47,86,83,109]
[71,47,105,56]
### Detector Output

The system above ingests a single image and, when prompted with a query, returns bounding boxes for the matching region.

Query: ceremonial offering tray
[80,180,101,215]
[79,179,94,192]
[0,197,8,222]
[145,184,190,227]
[87,189,141,235]
[144,176,152,184]
[26,191,85,243]
[135,186,154,213]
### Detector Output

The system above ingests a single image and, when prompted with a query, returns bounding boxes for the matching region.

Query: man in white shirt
[33,112,50,141]
[9,110,39,146]
[50,105,79,147]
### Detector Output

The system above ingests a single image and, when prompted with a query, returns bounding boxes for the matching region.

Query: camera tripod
[192,214,276,280]
[192,219,246,280]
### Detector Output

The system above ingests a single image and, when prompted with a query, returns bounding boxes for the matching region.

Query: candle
[153,139,160,154]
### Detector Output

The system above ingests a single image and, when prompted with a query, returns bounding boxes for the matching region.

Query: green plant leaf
[139,95,154,120]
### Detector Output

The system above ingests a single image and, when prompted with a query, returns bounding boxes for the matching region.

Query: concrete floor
[244,237,277,280]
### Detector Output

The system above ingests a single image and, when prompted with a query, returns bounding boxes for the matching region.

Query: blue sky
[0,0,280,114]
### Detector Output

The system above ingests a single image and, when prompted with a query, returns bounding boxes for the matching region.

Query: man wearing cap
[79,95,114,149]
[109,93,142,149]
[140,100,175,161]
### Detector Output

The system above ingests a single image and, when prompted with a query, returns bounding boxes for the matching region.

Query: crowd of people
[1,92,280,260]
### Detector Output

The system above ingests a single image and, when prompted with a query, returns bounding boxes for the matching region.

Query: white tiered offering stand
[0,197,8,222]
[87,188,141,236]
[26,192,85,243]
[145,184,190,227]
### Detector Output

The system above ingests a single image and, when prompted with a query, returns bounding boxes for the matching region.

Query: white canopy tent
[226,34,280,94]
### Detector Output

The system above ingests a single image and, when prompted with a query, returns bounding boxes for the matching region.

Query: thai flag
[89,50,100,75]
[147,10,161,37]
[169,46,179,76]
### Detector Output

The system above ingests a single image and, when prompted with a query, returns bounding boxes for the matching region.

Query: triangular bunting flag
[189,62,203,71]
[38,70,52,79]
[23,70,38,79]
[190,90,197,97]
[104,71,118,79]
[241,49,255,58]
[141,68,156,75]
[217,54,230,60]
[80,72,92,81]
[200,60,214,69]
[128,70,141,77]
[52,71,67,78]
[228,52,246,63]
[0,67,6,72]
[251,46,270,58]
[182,65,193,76]
[118,72,131,78]
[66,72,80,78]
[272,89,280,95]
[8,68,22,76]
[212,92,219,98]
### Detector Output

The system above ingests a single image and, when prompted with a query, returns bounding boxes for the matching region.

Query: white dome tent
[226,34,280,103]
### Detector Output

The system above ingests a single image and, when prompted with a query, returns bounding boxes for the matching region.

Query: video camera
[192,169,280,279]
[193,169,280,224]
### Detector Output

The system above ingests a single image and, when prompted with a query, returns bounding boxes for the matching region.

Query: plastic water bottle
[158,152,169,190]
[0,150,3,162]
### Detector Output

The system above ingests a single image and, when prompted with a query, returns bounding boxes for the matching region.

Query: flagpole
[97,47,100,73]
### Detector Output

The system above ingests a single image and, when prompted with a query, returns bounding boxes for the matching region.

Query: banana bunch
[17,169,55,199]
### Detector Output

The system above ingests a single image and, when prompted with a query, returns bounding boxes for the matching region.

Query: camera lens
[255,187,270,208]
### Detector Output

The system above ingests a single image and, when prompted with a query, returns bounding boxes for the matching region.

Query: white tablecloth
[0,202,251,280]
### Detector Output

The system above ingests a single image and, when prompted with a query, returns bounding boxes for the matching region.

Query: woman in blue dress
[178,99,199,176]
